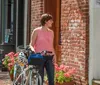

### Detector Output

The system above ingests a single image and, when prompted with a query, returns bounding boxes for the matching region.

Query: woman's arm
[29,29,37,52]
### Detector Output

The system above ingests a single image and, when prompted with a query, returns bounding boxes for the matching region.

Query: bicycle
[13,50,44,85]
[13,51,28,85]
[27,50,54,85]
[13,50,53,85]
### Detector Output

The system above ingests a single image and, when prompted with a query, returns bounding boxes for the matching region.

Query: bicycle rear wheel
[28,70,34,85]
[36,73,42,85]
[28,70,42,85]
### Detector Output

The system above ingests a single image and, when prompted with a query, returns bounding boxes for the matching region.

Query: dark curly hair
[40,13,53,26]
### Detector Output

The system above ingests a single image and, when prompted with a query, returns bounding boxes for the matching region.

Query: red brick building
[29,0,89,85]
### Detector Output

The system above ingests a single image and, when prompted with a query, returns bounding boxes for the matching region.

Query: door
[44,0,61,63]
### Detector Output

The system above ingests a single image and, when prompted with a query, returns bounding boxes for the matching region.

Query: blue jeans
[39,56,54,85]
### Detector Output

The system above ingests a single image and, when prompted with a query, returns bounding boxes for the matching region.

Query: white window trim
[23,0,28,48]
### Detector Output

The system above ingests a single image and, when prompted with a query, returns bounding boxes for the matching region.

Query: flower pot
[45,81,74,85]
[56,81,75,85]
[9,72,13,81]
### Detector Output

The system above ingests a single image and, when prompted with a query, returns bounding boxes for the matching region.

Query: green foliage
[2,52,19,75]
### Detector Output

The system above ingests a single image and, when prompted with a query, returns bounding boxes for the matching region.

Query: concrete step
[92,79,100,85]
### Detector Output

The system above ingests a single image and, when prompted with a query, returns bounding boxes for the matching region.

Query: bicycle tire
[28,69,42,85]
[36,73,42,85]
[29,70,34,85]
[13,64,19,85]
[13,64,22,85]
[17,67,26,85]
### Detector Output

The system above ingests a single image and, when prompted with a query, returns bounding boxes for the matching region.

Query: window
[17,0,24,46]
[16,0,28,49]
[0,0,28,51]
[0,0,16,45]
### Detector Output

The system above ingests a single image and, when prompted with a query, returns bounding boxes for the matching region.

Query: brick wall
[61,0,89,85]
[31,0,44,32]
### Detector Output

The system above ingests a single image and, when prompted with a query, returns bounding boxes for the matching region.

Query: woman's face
[45,19,53,28]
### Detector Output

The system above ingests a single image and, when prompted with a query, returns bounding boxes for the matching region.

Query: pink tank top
[34,27,53,53]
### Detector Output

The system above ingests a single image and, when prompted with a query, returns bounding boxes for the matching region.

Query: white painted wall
[89,0,100,85]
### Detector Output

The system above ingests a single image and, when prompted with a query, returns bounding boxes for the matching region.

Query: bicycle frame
[13,51,28,85]
[13,65,42,85]
[13,65,29,85]
[13,51,51,85]
[28,65,42,85]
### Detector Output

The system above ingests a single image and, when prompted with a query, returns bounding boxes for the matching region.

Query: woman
[29,13,56,85]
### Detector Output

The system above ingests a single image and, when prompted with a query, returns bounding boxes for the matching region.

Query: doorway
[44,0,61,63]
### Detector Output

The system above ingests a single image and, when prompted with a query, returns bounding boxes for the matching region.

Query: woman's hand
[52,54,56,64]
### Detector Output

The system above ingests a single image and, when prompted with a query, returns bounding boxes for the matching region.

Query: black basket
[28,58,45,66]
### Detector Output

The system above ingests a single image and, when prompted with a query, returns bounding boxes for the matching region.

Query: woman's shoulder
[48,29,54,34]
[34,27,41,31]
[32,27,42,34]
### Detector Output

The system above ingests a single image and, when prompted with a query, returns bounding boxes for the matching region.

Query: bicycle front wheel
[13,64,22,85]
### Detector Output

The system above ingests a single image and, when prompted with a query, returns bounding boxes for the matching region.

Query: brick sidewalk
[0,70,12,85]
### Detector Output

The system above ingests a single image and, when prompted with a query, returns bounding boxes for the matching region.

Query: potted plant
[44,63,76,85]
[54,63,76,85]
[2,52,19,81]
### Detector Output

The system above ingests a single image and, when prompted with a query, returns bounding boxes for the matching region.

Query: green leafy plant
[2,52,19,74]
[54,63,76,84]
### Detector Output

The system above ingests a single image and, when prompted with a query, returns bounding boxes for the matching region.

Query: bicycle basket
[28,53,45,66]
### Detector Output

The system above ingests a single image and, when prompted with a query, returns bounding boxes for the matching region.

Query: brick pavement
[0,70,12,85]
